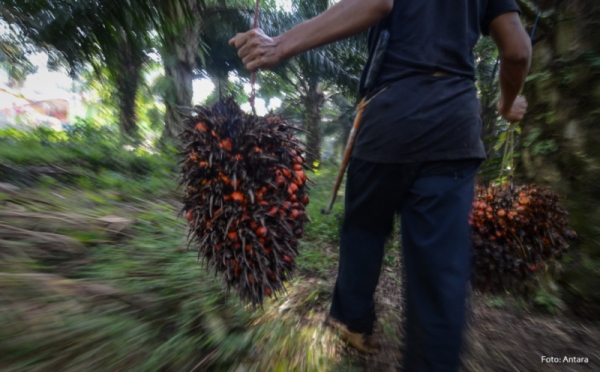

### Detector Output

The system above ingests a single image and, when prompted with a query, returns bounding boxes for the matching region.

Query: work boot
[325,317,380,355]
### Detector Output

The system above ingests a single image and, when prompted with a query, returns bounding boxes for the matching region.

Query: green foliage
[0,192,245,370]
[534,289,563,314]
[296,240,338,277]
[0,164,340,371]
[0,26,38,87]
[486,297,506,309]
[531,139,558,155]
[303,162,344,242]
[0,126,177,193]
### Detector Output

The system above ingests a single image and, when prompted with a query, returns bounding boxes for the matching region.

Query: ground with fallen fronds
[1,159,599,371]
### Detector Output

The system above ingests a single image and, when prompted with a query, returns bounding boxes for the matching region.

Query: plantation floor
[1,182,599,371]
[284,241,600,372]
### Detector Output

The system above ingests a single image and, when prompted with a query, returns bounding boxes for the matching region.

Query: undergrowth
[0,127,344,371]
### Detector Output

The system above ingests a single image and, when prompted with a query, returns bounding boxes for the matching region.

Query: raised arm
[229,0,393,71]
[489,11,532,122]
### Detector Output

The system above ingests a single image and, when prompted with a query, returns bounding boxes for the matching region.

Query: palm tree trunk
[161,1,201,139]
[116,76,140,138]
[163,60,196,138]
[302,82,324,168]
[518,0,600,319]
[113,38,144,139]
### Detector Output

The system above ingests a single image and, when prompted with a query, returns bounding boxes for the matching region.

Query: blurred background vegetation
[0,0,599,370]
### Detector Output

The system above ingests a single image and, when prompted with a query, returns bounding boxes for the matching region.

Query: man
[230,0,531,370]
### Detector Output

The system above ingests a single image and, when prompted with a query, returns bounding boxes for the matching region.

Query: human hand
[497,96,528,123]
[228,29,285,71]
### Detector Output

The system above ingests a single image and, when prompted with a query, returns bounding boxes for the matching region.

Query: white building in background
[0,53,80,131]
[0,85,68,131]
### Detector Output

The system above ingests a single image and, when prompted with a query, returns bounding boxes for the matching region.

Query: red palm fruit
[296,170,306,182]
[256,226,267,237]
[196,122,208,132]
[497,209,506,217]
[267,206,278,216]
[529,264,537,272]
[275,176,286,186]
[180,100,313,305]
[282,254,293,263]
[219,172,230,184]
[519,197,530,205]
[186,210,194,221]
[301,194,309,205]
[231,191,244,203]
[264,288,272,296]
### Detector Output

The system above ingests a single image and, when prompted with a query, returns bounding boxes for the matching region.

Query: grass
[0,132,348,371]
[0,182,346,371]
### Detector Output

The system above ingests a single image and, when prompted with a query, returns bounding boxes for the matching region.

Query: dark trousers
[329,157,481,372]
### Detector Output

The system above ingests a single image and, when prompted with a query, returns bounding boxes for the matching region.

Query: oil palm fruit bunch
[470,184,576,292]
[179,98,310,305]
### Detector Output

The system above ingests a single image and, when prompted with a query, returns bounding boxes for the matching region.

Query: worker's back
[354,0,520,164]
[369,0,516,90]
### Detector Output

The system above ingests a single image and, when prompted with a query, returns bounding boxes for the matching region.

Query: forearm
[497,53,531,113]
[490,12,532,116]
[275,0,393,60]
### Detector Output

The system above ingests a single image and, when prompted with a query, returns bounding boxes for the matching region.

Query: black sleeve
[481,0,521,36]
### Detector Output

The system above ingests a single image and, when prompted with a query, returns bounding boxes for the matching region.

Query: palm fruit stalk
[178,98,310,305]
[470,183,577,292]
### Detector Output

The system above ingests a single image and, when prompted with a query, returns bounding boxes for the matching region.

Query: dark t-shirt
[353,0,520,164]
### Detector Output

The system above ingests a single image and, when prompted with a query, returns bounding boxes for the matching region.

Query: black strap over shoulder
[358,15,391,100]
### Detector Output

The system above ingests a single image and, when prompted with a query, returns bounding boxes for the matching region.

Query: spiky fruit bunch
[179,99,310,305]
[470,184,576,292]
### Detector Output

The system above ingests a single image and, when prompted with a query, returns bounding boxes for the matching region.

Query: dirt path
[283,244,600,372]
